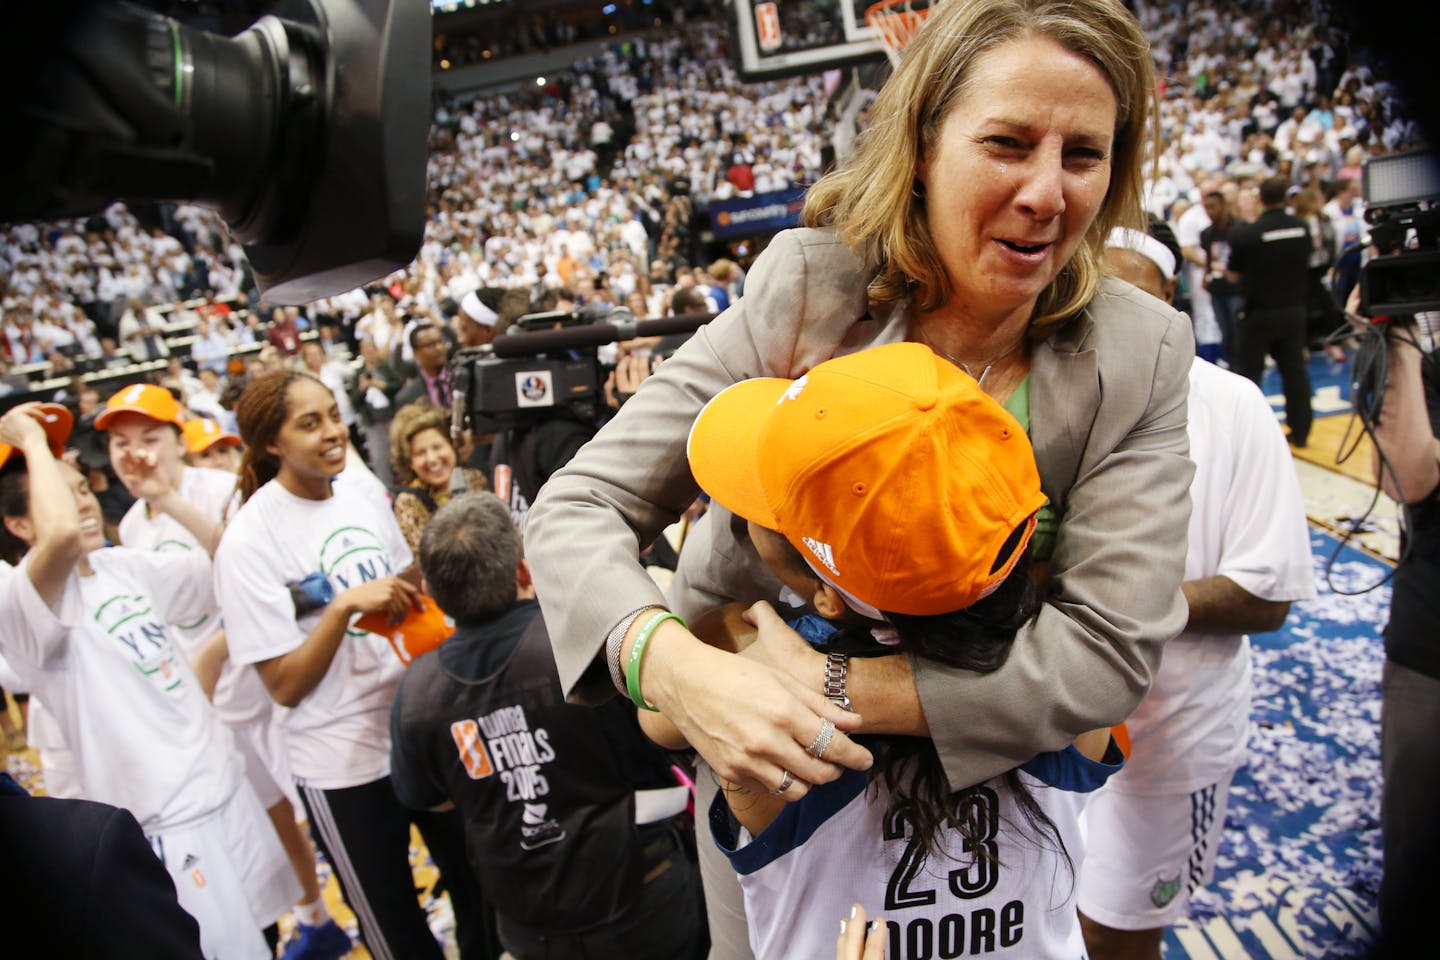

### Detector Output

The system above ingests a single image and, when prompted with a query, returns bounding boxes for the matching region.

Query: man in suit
[393,323,452,412]
[348,335,402,487]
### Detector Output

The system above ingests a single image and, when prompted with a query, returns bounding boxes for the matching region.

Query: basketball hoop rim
[864,0,934,66]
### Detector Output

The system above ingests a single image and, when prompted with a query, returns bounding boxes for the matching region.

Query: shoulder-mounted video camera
[448,305,714,437]
[1360,149,1440,315]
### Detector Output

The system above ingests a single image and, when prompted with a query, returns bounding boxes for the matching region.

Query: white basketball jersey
[713,742,1122,960]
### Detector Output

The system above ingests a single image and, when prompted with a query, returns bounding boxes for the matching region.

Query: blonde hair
[1291,185,1324,218]
[802,0,1157,325]
[707,259,738,281]
[389,402,451,486]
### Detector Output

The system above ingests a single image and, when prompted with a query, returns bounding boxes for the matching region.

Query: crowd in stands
[1,203,250,375]
[1117,0,1425,355]
[433,2,595,68]
[0,0,1432,956]
[2,2,1428,402]
[0,0,1408,569]
[422,24,831,319]
[0,0,1430,453]
[1143,3,1418,212]
[431,0,711,69]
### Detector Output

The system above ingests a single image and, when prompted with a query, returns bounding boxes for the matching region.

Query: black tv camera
[1347,148,1439,492]
[1359,149,1440,316]
[448,305,714,438]
[1,0,430,305]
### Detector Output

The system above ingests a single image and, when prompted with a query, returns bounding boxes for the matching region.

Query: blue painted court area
[1163,528,1387,959]
[1260,353,1355,423]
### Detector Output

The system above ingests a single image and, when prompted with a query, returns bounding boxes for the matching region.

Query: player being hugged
[640,343,1125,959]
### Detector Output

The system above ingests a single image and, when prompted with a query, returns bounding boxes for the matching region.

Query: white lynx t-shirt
[215,479,412,789]
[1116,360,1317,793]
[118,466,272,727]
[1,548,242,831]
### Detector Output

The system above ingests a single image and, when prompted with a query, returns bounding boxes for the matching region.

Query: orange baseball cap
[356,594,456,666]
[94,383,185,430]
[0,403,74,470]
[687,342,1046,617]
[181,418,242,454]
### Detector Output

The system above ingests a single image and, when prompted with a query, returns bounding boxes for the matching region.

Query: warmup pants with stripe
[298,775,500,960]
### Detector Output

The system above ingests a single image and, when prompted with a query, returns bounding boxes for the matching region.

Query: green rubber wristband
[625,610,685,712]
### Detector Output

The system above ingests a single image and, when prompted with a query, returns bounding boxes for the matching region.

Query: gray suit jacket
[525,227,1195,789]
[393,375,430,411]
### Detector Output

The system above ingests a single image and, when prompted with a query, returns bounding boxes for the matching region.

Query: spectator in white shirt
[189,318,232,375]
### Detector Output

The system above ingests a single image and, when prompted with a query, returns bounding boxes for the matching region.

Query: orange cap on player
[687,342,1045,616]
[95,383,185,430]
[0,403,74,470]
[181,418,242,454]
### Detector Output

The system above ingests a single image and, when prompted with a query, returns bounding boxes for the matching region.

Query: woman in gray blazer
[527,0,1194,954]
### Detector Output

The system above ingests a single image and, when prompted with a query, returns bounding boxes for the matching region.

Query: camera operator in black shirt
[1350,301,1440,958]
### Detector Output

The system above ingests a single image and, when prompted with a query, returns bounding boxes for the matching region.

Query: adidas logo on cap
[802,537,839,576]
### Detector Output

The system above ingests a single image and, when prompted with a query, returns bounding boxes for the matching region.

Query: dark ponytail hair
[0,460,31,566]
[884,547,1038,673]
[235,371,316,503]
[846,547,1072,876]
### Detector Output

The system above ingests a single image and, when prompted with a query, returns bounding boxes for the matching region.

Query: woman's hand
[641,620,872,799]
[743,602,930,737]
[838,905,887,960]
[737,601,827,684]
[339,575,421,624]
[112,447,175,502]
[1344,283,1364,326]
[0,403,52,451]
[603,352,656,409]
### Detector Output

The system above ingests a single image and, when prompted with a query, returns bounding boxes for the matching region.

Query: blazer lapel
[1031,311,1099,512]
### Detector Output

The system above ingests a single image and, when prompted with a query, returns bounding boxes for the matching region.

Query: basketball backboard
[727,0,888,81]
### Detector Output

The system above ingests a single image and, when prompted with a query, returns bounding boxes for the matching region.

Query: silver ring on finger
[806,718,837,759]
[770,769,795,795]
